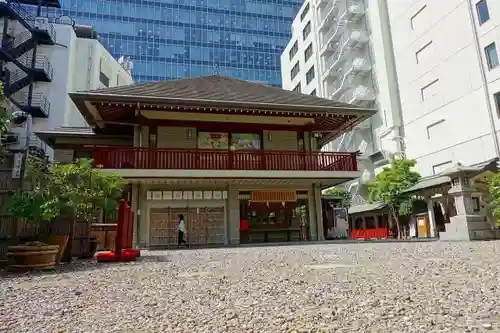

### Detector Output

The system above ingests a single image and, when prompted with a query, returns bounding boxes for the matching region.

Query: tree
[368,158,421,238]
[8,158,124,231]
[486,172,500,227]
[324,187,351,208]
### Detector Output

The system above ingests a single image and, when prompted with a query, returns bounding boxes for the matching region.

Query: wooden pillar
[362,216,367,229]
[374,215,380,229]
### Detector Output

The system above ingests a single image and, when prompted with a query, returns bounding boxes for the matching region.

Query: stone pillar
[227,188,240,245]
[307,186,318,241]
[314,185,325,241]
[426,197,437,238]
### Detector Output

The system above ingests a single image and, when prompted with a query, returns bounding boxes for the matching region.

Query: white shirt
[178,220,186,233]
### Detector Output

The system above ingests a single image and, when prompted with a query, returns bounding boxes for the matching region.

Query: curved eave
[69,91,377,117]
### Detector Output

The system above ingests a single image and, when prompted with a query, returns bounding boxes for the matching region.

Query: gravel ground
[1,241,500,333]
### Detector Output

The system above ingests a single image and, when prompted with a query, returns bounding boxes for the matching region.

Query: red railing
[91,148,358,172]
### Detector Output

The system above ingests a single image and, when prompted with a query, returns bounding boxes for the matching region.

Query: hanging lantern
[266,201,269,207]
[282,201,285,207]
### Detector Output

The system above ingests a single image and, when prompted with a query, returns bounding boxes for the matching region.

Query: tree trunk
[389,205,401,239]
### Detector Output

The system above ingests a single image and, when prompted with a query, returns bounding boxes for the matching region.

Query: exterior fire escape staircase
[0,0,57,118]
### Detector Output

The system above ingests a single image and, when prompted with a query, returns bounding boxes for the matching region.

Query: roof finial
[213,64,220,76]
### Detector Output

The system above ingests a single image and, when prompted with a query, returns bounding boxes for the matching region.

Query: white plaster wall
[22,24,133,132]
[2,21,133,156]
[386,0,500,176]
[281,0,320,95]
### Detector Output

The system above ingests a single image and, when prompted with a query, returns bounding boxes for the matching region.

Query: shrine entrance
[149,206,225,247]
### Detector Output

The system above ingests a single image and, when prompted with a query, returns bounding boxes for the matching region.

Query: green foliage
[0,82,10,159]
[8,158,124,227]
[368,158,421,217]
[324,187,351,207]
[486,172,500,226]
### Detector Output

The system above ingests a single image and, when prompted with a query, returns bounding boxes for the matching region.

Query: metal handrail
[9,69,27,85]
[320,0,337,23]
[14,53,53,79]
[0,31,33,55]
[324,36,350,72]
[5,0,56,41]
[322,11,347,47]
[10,91,51,114]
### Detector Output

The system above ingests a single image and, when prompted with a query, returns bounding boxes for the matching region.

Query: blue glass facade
[40,0,302,86]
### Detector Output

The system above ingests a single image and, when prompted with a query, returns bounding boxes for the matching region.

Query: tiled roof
[72,75,374,113]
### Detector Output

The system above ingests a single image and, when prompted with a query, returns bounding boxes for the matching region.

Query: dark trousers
[178,230,187,246]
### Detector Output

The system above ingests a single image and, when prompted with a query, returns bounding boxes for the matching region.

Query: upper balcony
[92,147,360,180]
[93,147,357,171]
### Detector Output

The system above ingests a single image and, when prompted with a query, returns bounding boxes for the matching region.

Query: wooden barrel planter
[6,244,60,271]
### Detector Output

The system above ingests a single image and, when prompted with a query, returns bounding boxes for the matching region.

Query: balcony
[0,0,57,44]
[10,92,50,118]
[92,148,358,173]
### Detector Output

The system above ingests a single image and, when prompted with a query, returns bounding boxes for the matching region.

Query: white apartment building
[281,1,319,97]
[0,1,133,157]
[387,0,500,176]
[282,0,404,204]
[283,0,500,182]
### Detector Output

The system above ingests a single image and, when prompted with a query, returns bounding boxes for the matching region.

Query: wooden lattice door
[187,208,206,245]
[205,207,225,245]
[150,208,186,247]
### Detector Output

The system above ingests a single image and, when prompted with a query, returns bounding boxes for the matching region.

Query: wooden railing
[91,148,358,172]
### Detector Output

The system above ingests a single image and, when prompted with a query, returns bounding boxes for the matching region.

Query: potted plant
[7,159,62,270]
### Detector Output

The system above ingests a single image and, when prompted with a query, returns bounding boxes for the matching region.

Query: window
[293,83,301,93]
[304,43,313,62]
[289,41,298,60]
[410,5,427,30]
[472,197,481,212]
[421,79,440,101]
[426,119,445,139]
[310,89,316,96]
[302,21,311,40]
[300,3,310,21]
[494,91,500,117]
[99,72,109,87]
[306,66,315,84]
[476,0,490,25]
[290,62,300,80]
[432,161,452,175]
[415,41,433,64]
[485,42,499,70]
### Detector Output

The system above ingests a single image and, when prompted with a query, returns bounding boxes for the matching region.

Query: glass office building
[40,0,303,86]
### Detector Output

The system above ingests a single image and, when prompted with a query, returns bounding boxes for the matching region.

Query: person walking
[177,214,188,248]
